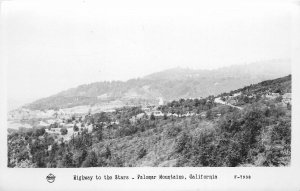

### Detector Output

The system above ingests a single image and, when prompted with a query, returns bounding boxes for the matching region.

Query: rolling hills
[8,74,291,167]
[24,59,291,110]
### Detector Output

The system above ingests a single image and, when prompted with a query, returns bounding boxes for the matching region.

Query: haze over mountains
[24,59,291,110]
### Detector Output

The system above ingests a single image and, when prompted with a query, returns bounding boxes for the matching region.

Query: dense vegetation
[8,75,291,167]
[218,75,291,100]
[158,96,216,115]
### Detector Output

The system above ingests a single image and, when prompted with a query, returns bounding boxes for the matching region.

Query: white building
[282,93,291,104]
[39,121,49,127]
[158,97,164,106]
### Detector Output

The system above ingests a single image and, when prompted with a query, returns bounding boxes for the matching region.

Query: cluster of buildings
[137,106,209,120]
[220,90,292,107]
[264,92,292,105]
[44,120,94,141]
[265,92,281,99]
[8,108,77,121]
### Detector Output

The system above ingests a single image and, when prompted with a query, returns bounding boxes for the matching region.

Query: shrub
[150,113,155,120]
[82,151,98,167]
[137,147,147,159]
[60,128,68,135]
[33,128,45,137]
[206,110,213,120]
[108,155,124,167]
[73,125,79,132]
[275,95,283,103]
[73,149,88,167]
[165,125,182,138]
[62,151,74,167]
[271,120,291,144]
[174,132,191,154]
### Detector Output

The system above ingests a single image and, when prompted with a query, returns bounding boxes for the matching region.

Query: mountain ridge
[8,71,292,167]
[23,59,291,110]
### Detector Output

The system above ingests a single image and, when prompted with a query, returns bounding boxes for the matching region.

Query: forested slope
[8,75,291,167]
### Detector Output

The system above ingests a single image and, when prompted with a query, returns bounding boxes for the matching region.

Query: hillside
[219,74,291,97]
[8,75,291,167]
[23,59,291,110]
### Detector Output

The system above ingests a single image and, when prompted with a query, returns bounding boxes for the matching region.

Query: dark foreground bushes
[174,102,291,167]
[8,100,290,167]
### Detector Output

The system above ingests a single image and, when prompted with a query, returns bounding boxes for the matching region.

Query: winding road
[214,97,243,110]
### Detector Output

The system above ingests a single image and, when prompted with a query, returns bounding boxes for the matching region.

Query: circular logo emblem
[46,173,56,183]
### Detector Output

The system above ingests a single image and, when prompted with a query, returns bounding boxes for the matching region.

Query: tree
[275,95,283,103]
[174,132,190,153]
[206,110,213,120]
[60,128,68,135]
[109,155,124,167]
[34,128,45,137]
[62,151,74,167]
[73,149,88,167]
[287,103,291,110]
[93,125,103,142]
[137,147,147,159]
[150,113,155,120]
[73,125,79,132]
[105,146,111,159]
[50,122,59,129]
[82,151,98,167]
[274,88,282,94]
[163,113,168,120]
[242,106,264,146]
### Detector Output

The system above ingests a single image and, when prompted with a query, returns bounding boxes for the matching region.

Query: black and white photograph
[0,0,300,190]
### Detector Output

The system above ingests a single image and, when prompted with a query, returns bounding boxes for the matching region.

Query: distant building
[172,113,179,117]
[109,109,117,113]
[185,112,191,117]
[111,120,120,125]
[39,121,49,127]
[142,108,151,112]
[265,92,280,99]
[158,97,164,106]
[282,93,291,104]
[47,127,61,134]
[200,113,206,118]
[136,113,145,119]
[227,99,237,105]
[47,119,55,124]
[153,111,164,117]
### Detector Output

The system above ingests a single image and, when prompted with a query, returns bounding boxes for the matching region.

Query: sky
[0,0,295,108]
